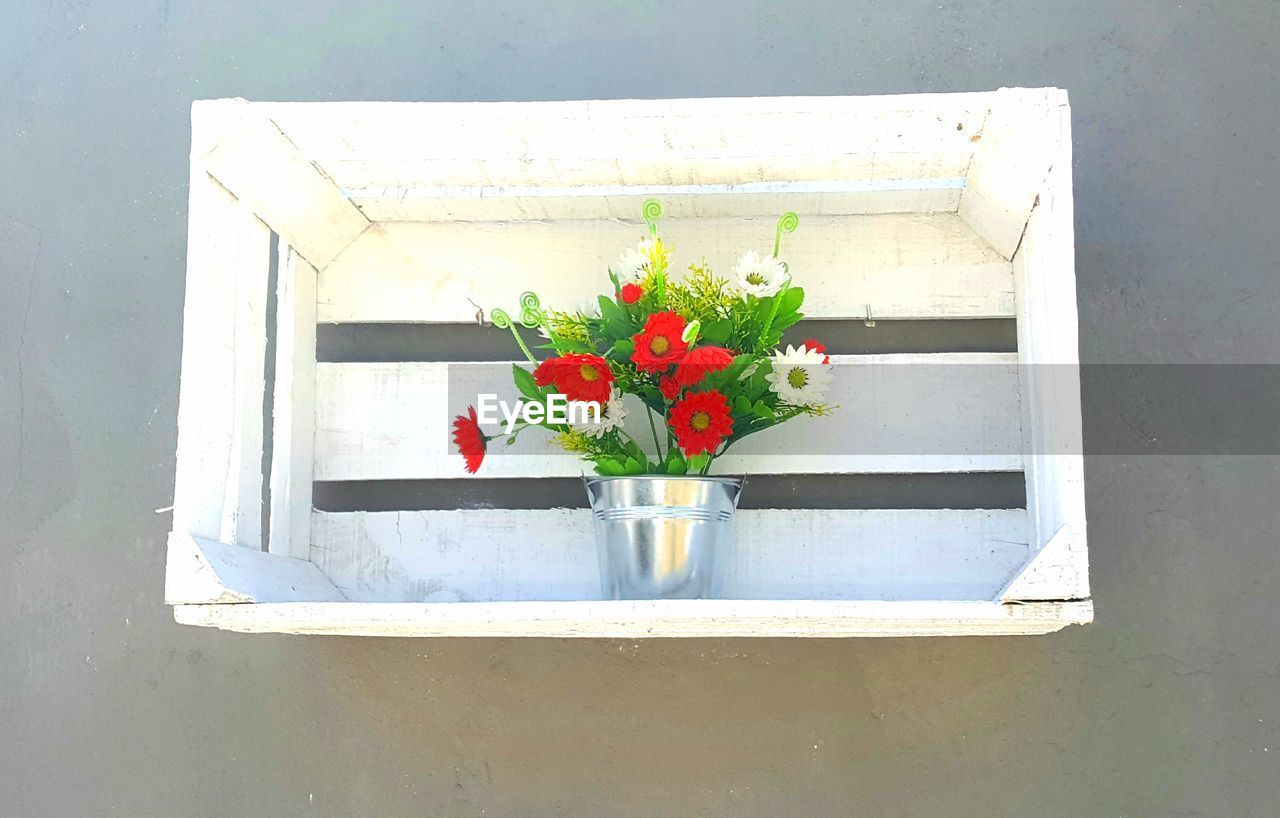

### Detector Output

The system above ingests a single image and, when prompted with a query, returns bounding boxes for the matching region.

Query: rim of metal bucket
[581,473,747,508]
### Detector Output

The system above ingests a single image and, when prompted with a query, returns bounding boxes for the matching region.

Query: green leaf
[701,318,733,343]
[623,456,646,475]
[771,311,803,335]
[751,400,775,420]
[686,452,710,472]
[663,449,688,475]
[623,438,645,461]
[512,364,542,402]
[599,294,631,326]
[610,338,635,357]
[550,337,594,354]
[722,354,754,381]
[595,458,626,476]
[734,394,753,414]
[779,286,804,314]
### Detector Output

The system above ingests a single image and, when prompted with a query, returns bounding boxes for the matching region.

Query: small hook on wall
[467,297,486,326]
[864,304,876,328]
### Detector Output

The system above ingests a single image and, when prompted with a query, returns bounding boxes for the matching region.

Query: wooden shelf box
[166,89,1091,637]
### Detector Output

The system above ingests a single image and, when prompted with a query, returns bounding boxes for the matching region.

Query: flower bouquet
[452,200,834,599]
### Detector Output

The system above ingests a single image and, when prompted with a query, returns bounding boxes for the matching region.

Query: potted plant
[451,200,835,599]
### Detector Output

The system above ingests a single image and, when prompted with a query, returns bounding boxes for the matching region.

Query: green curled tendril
[490,290,545,364]
[642,198,664,236]
[773,211,799,258]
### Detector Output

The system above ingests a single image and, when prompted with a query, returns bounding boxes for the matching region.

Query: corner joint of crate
[165,531,346,606]
[998,524,1090,604]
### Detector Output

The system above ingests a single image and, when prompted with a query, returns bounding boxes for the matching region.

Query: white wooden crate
[166,90,1091,637]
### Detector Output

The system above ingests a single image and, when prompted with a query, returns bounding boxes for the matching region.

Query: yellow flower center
[579,365,598,382]
[746,272,767,286]
[787,367,809,389]
[691,411,711,431]
[650,335,670,355]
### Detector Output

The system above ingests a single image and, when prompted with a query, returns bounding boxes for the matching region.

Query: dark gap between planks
[316,318,1017,362]
[258,231,281,552]
[313,472,1027,513]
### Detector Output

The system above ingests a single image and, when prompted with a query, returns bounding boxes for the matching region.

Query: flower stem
[490,306,538,364]
[646,406,664,458]
[507,325,537,364]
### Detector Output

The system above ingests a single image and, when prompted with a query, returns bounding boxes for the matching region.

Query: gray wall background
[3,1,1278,815]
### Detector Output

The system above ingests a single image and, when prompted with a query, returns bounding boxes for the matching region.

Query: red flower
[452,406,487,474]
[673,345,734,387]
[669,390,734,456]
[658,375,681,401]
[620,283,643,304]
[631,311,689,372]
[802,338,831,364]
[533,353,614,405]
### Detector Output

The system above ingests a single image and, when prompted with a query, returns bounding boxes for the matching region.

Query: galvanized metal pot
[584,475,745,600]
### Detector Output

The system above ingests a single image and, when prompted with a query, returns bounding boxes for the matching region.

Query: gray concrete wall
[3,2,1278,815]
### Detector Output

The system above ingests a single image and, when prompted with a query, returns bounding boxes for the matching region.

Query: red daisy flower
[669,389,734,456]
[658,375,681,401]
[802,338,831,364]
[619,282,643,305]
[452,406,487,474]
[631,311,689,372]
[533,353,614,405]
[673,345,734,387]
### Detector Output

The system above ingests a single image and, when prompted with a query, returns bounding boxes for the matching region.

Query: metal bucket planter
[584,476,745,600]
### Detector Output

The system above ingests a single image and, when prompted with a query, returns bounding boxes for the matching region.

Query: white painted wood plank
[218,204,271,548]
[171,171,270,548]
[310,508,1031,603]
[164,532,344,605]
[261,93,992,160]
[958,88,1066,258]
[312,353,1023,481]
[319,213,1012,323]
[173,599,1093,637]
[1009,98,1089,602]
[349,188,962,222]
[267,245,317,559]
[194,98,370,269]
[260,94,992,189]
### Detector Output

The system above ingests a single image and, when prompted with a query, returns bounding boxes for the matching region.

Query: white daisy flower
[765,345,834,406]
[733,250,787,297]
[570,388,627,439]
[615,239,656,283]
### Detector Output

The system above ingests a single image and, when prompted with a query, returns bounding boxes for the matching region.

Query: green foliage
[484,206,830,476]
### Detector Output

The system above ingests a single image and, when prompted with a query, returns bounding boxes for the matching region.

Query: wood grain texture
[266,245,317,559]
[260,94,990,191]
[309,508,1031,603]
[958,87,1065,258]
[171,171,269,548]
[312,353,1024,480]
[345,188,962,221]
[194,98,370,269]
[172,599,1093,637]
[1008,97,1090,602]
[318,213,1013,323]
[164,533,344,605]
